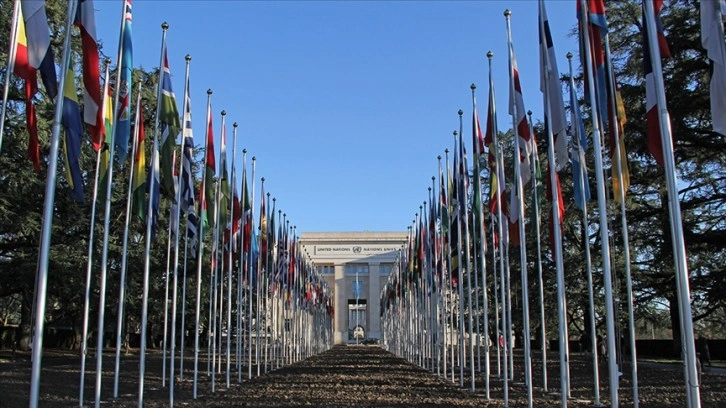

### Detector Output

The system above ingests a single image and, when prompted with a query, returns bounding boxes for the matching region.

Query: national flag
[569,76,591,211]
[259,184,268,271]
[242,167,252,254]
[159,49,181,198]
[181,76,198,251]
[13,5,40,171]
[643,0,671,166]
[132,101,146,221]
[529,132,544,229]
[700,0,726,136]
[539,0,568,171]
[578,0,608,124]
[149,128,161,239]
[218,120,230,229]
[449,147,460,284]
[610,88,630,203]
[471,101,486,250]
[98,73,114,193]
[231,167,241,252]
[508,40,532,185]
[20,0,57,100]
[114,0,133,163]
[170,151,179,239]
[60,58,84,203]
[203,102,216,230]
[546,168,565,254]
[74,0,102,148]
[508,161,521,247]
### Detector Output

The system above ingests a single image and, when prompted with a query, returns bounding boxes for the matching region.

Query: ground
[1,345,725,407]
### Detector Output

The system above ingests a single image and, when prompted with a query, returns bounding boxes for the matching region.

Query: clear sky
[92,0,579,233]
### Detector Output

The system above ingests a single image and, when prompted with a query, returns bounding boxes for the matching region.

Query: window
[316,264,334,275]
[380,263,394,276]
[345,263,369,276]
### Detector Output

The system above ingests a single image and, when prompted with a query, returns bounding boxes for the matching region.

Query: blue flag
[114,0,133,163]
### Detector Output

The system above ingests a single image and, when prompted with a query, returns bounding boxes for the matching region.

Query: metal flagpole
[528,109,548,393]
[578,2,620,405]
[210,111,225,392]
[81,59,110,406]
[642,2,700,406]
[602,27,639,407]
[472,84,491,398]
[0,0,21,151]
[180,219,190,381]
[452,131,466,388]
[227,122,238,388]
[193,89,213,399]
[29,3,79,406]
[138,22,168,408]
[238,149,247,382]
[248,157,257,379]
[162,183,174,388]
[498,144,510,407]
[538,4,568,404]
[457,111,476,393]
[444,149,455,384]
[487,51,505,383]
[168,55,191,406]
[505,10,533,406]
[437,157,448,381]
[567,52,601,406]
[256,182,264,373]
[112,79,142,399]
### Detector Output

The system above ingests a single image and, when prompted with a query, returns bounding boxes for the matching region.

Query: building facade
[299,231,407,345]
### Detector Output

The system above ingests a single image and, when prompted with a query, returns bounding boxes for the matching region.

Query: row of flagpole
[0,1,335,407]
[380,2,704,408]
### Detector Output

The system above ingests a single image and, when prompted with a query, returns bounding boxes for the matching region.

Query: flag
[539,0,568,171]
[13,5,40,171]
[20,0,56,100]
[569,77,591,211]
[203,102,216,230]
[578,0,608,124]
[114,0,133,163]
[74,0,102,148]
[99,73,114,193]
[259,184,268,271]
[643,0,671,166]
[132,100,146,221]
[149,129,161,239]
[700,0,726,136]
[610,88,630,203]
[508,160,521,247]
[170,152,179,239]
[159,49,181,198]
[546,168,565,254]
[529,133,544,229]
[231,168,241,252]
[218,121,230,229]
[61,58,84,203]
[180,76,198,251]
[508,40,532,185]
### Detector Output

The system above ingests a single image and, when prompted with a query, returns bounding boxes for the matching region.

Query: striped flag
[115,0,133,163]
[569,76,591,211]
[539,0,568,171]
[20,0,56,100]
[508,40,532,185]
[150,128,162,239]
[12,4,40,171]
[132,99,146,221]
[203,100,216,230]
[159,49,181,198]
[578,0,608,124]
[74,0,102,149]
[643,0,671,166]
[180,75,198,252]
[61,58,84,203]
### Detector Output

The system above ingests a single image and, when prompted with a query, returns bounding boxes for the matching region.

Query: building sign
[311,245,402,255]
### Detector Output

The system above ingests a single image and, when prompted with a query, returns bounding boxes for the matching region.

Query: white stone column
[334,263,346,345]
[368,263,381,339]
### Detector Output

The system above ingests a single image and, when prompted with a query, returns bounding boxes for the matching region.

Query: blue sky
[93,0,579,233]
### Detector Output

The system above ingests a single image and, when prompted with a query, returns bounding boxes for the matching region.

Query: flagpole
[237,149,248,383]
[602,28,639,408]
[248,157,257,378]
[29,3,78,407]
[528,108,548,394]
[226,121,238,388]
[80,58,110,406]
[578,2,620,405]
[0,0,21,151]
[210,111,226,392]
[567,52,601,406]
[471,84,491,399]
[443,149,455,383]
[437,156,447,381]
[642,2,700,407]
[166,54,190,406]
[137,22,168,408]
[256,180,265,374]
[504,10,533,406]
[193,89,213,400]
[537,4,569,405]
[487,50,506,386]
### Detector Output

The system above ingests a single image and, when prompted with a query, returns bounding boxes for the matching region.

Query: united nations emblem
[352,246,362,253]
